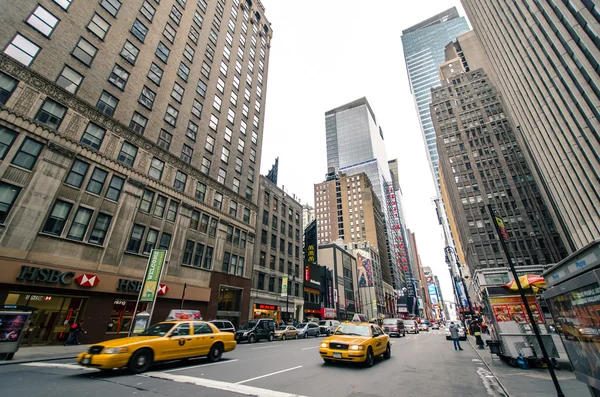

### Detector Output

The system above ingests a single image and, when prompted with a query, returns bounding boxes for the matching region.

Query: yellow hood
[93,336,161,348]
[324,335,370,345]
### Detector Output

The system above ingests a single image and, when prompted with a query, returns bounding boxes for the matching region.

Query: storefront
[206,272,251,328]
[253,303,280,322]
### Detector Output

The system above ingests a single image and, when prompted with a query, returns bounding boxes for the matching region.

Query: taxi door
[370,325,386,356]
[192,322,215,356]
[166,322,194,359]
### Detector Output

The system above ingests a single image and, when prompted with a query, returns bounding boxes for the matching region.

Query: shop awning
[503,274,546,293]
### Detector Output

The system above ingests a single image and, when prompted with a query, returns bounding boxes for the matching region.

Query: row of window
[256,273,301,297]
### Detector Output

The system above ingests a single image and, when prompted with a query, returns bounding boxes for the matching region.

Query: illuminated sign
[257,304,278,311]
[16,266,75,285]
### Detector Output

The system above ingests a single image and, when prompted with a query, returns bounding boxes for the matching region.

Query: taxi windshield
[139,323,175,336]
[240,321,258,330]
[334,324,370,337]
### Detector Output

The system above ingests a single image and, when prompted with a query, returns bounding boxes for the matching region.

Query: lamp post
[285,273,295,324]
[445,246,474,317]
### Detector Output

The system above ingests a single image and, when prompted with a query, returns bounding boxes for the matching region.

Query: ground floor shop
[249,295,304,325]
[206,272,251,329]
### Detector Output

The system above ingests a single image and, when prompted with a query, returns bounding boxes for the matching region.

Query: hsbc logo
[76,274,100,287]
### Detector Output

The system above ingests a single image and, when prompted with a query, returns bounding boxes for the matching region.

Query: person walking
[449,322,463,351]
[64,320,86,346]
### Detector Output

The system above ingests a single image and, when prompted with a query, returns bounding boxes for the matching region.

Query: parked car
[77,321,236,373]
[418,323,429,332]
[403,320,419,334]
[445,323,467,341]
[275,326,299,340]
[318,320,340,336]
[209,320,235,333]
[296,322,320,338]
[234,319,276,343]
[381,318,406,337]
[320,321,391,367]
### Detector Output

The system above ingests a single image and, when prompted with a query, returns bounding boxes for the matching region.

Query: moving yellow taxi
[319,322,391,367]
[77,320,236,373]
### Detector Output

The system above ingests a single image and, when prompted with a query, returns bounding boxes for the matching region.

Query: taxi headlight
[349,344,365,351]
[103,347,129,354]
[320,342,328,348]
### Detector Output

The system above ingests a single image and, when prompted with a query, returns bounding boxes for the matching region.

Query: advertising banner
[356,250,373,287]
[140,249,167,302]
[489,296,544,324]
[281,276,288,297]
[428,284,439,305]
[0,313,28,343]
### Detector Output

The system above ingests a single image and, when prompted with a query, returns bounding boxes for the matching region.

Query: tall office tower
[325,97,409,297]
[302,204,315,230]
[0,0,272,343]
[253,175,304,324]
[433,37,568,275]
[401,7,469,186]
[461,1,600,251]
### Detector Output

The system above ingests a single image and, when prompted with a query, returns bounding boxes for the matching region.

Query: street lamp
[285,273,296,324]
[445,246,474,317]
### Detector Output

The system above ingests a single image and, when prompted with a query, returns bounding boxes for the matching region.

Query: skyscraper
[401,7,469,186]
[0,0,272,341]
[461,1,600,251]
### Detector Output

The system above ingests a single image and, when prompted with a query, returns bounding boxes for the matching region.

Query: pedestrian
[449,322,463,351]
[64,320,86,346]
[472,322,485,349]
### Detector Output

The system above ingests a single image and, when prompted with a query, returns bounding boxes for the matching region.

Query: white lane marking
[20,363,95,371]
[236,365,303,385]
[162,359,239,373]
[252,344,283,350]
[145,371,308,397]
[300,346,319,350]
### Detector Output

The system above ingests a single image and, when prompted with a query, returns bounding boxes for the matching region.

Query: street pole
[446,246,474,315]
[488,205,564,397]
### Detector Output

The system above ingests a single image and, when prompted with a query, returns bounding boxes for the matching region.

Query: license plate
[333,353,342,358]
[81,358,90,364]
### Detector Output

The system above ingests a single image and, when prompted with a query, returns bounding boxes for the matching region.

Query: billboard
[356,250,373,287]
[428,284,439,305]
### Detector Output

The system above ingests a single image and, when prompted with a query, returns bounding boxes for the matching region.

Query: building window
[183,43,195,63]
[100,0,122,17]
[0,73,18,106]
[186,121,198,142]
[0,127,17,160]
[192,242,205,267]
[171,82,184,103]
[72,38,97,66]
[225,127,232,143]
[204,135,215,153]
[131,19,148,42]
[164,105,179,126]
[197,80,207,97]
[248,166,254,183]
[166,201,178,221]
[209,114,219,131]
[139,189,154,213]
[220,60,228,76]
[12,138,43,170]
[154,195,167,217]
[201,157,211,174]
[227,108,235,124]
[203,246,213,269]
[86,167,108,195]
[67,207,93,241]
[106,175,124,201]
[120,40,139,65]
[229,201,238,218]
[205,44,215,62]
[181,144,193,164]
[189,26,199,44]
[178,62,190,81]
[183,240,194,264]
[245,186,253,201]
[243,208,250,224]
[157,129,172,151]
[118,141,137,166]
[174,171,187,191]
[235,157,242,173]
[250,148,256,163]
[213,192,223,210]
[108,64,129,90]
[170,6,182,25]
[65,159,89,188]
[96,91,118,117]
[213,95,222,112]
[89,213,111,245]
[217,168,226,184]
[222,252,231,273]
[163,23,176,44]
[56,65,83,94]
[129,112,148,134]
[138,86,156,109]
[53,0,72,10]
[195,182,206,202]
[149,157,164,180]
[26,5,59,37]
[148,62,163,85]
[43,200,72,235]
[35,100,66,132]
[140,1,156,22]
[155,41,170,63]
[192,99,203,119]
[126,224,144,252]
[258,273,264,290]
[201,61,211,79]
[237,138,245,153]
[0,182,20,223]
[87,13,110,39]
[221,147,230,164]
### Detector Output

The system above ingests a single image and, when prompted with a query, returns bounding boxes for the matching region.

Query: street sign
[494,215,510,241]
[140,249,167,302]
[281,276,288,297]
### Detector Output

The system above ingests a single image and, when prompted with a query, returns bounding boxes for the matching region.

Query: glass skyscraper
[401,7,469,186]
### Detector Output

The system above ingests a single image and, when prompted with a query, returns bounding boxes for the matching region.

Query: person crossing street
[64,320,86,346]
[449,322,463,351]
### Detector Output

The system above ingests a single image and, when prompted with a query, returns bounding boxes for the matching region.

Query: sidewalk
[467,336,590,397]
[0,344,88,366]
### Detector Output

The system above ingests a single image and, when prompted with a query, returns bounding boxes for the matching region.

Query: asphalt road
[0,329,507,397]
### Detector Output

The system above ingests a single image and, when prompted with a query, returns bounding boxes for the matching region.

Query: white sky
[259,0,468,309]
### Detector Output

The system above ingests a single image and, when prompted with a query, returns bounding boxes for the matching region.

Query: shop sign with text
[16,266,75,285]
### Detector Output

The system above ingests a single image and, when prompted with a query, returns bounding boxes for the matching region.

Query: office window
[257,85,262,98]
[186,121,198,141]
[126,224,144,252]
[189,26,199,44]
[190,210,200,230]
[253,114,259,128]
[151,195,166,217]
[234,157,243,174]
[223,46,231,61]
[156,41,170,63]
[255,100,260,113]
[178,62,190,81]
[213,192,223,210]
[250,147,256,163]
[217,77,225,94]
[174,171,187,191]
[176,0,186,8]
[27,5,59,37]
[163,23,176,44]
[237,138,245,153]
[108,64,129,90]
[181,144,193,164]
[43,200,72,235]
[243,208,250,224]
[148,62,163,85]
[240,119,247,135]
[220,61,228,76]
[0,127,16,160]
[232,177,240,193]
[35,99,67,130]
[149,157,164,180]
[65,160,89,188]
[213,95,222,112]
[120,40,139,65]
[96,91,118,117]
[201,157,211,174]
[140,1,156,22]
[192,243,205,267]
[229,201,238,218]
[205,45,215,62]
[166,201,178,222]
[86,167,107,195]
[233,75,240,90]
[192,99,203,119]
[245,186,253,201]
[139,189,154,213]
[236,60,243,75]
[105,175,124,201]
[131,19,148,42]
[56,65,83,94]
[203,246,213,269]
[101,0,121,16]
[164,105,178,126]
[0,183,19,223]
[199,213,209,234]
[252,131,258,145]
[201,62,211,79]
[140,229,157,254]
[248,166,254,182]
[230,91,238,107]
[183,240,194,265]
[89,213,111,245]
[224,126,233,143]
[67,207,93,241]
[183,43,195,63]
[88,13,110,39]
[72,37,97,66]
[12,138,43,171]
[217,168,226,184]
[227,108,235,124]
[170,6,182,25]
[118,141,137,166]
[196,81,208,99]
[138,86,156,110]
[129,112,147,134]
[158,129,172,150]
[53,0,72,10]
[0,73,18,106]
[257,273,264,290]
[242,103,249,118]
[193,11,203,28]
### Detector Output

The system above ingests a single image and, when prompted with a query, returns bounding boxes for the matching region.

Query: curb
[0,355,79,366]
[467,337,512,397]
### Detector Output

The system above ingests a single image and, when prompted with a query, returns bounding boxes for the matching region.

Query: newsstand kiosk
[542,239,600,396]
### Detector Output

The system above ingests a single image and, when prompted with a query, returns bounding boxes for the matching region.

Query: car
[445,323,467,341]
[209,320,235,333]
[318,320,340,336]
[77,320,236,374]
[432,323,440,330]
[234,319,275,343]
[297,322,320,338]
[319,322,391,367]
[381,318,406,337]
[403,320,419,334]
[275,325,299,340]
[418,323,429,332]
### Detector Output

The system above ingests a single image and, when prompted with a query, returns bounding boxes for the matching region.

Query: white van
[318,319,340,336]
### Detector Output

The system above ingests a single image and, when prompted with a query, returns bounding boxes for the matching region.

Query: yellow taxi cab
[319,321,391,367]
[77,320,236,373]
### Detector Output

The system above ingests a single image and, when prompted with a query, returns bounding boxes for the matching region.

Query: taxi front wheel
[364,347,374,368]
[384,344,391,360]
[128,349,153,374]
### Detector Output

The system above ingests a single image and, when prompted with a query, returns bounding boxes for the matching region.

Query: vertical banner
[140,249,167,302]
[281,276,288,297]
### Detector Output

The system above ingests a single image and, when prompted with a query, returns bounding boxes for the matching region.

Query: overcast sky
[259,0,468,311]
